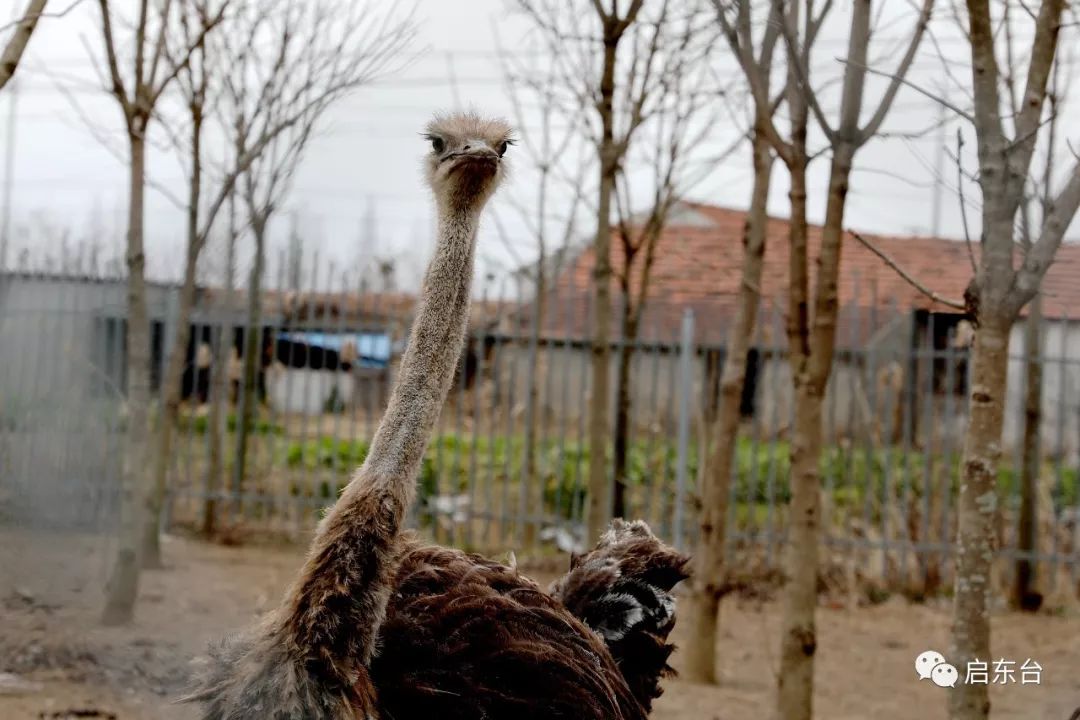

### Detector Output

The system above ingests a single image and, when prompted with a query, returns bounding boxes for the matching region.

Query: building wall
[482,315,1080,463]
[1003,319,1080,462]
[0,275,176,409]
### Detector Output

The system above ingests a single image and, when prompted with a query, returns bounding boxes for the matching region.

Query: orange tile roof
[536,201,1079,346]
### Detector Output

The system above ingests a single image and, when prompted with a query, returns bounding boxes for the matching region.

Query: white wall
[1003,319,1080,462]
[267,367,355,416]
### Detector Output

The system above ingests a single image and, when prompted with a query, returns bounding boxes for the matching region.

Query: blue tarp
[277,331,391,369]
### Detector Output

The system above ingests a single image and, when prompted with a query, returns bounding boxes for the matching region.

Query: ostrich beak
[445,144,500,175]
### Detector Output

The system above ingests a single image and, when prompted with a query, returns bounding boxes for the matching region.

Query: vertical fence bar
[919,313,936,585]
[537,290,559,540]
[298,253,321,519]
[177,320,198,530]
[466,281,490,549]
[261,258,284,531]
[283,253,305,529]
[327,267,349,520]
[673,308,695,551]
[551,287,572,535]
[1051,309,1070,591]
[941,330,959,585]
[1061,309,1079,587]
[840,279,862,563]
[764,298,784,565]
[642,310,664,529]
[518,260,542,549]
[499,280,523,544]
[898,303,917,586]
[821,303,843,553]
[860,281,881,581]
[450,291,469,547]
[570,288,592,532]
[484,281,508,546]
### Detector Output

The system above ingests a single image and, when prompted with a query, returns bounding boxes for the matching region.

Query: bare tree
[203,186,239,536]
[141,0,228,569]
[517,0,673,542]
[491,34,595,548]
[609,20,718,521]
[718,0,934,715]
[995,4,1068,614]
[683,2,781,684]
[92,0,226,626]
[140,0,414,565]
[221,0,414,493]
[950,3,1080,718]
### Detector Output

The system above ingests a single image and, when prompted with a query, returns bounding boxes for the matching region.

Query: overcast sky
[3,0,1078,294]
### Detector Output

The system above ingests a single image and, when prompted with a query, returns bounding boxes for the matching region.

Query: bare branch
[956,129,978,275]
[713,0,792,163]
[965,0,1008,168]
[94,0,131,114]
[47,73,186,209]
[838,57,974,124]
[858,0,936,142]
[222,0,416,233]
[1012,158,1080,308]
[149,0,228,106]
[1,0,89,33]
[773,0,837,142]
[851,231,966,310]
[1007,0,1067,216]
[0,0,49,91]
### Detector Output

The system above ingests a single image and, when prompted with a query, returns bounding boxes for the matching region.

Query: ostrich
[185,112,690,720]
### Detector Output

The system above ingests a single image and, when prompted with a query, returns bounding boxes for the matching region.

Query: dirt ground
[2,530,1078,720]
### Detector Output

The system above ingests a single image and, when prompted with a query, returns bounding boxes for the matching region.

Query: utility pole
[287,212,302,292]
[0,78,18,271]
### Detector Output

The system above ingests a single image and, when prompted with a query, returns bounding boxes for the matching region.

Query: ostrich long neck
[363,205,479,490]
[280,203,481,679]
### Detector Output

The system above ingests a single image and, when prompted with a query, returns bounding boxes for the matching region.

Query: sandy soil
[1,531,1078,720]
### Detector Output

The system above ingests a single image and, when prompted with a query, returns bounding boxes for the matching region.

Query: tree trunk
[1012,297,1042,610]
[520,257,545,549]
[141,264,198,567]
[234,216,266,509]
[102,127,151,626]
[778,378,824,714]
[683,128,772,683]
[777,139,852,720]
[585,34,619,542]
[203,323,225,535]
[204,196,237,535]
[611,299,637,520]
[950,317,1009,720]
[143,101,204,565]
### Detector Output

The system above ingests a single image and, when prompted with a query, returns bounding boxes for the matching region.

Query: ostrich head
[424,112,513,211]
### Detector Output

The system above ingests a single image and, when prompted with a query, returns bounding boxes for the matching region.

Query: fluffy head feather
[423,111,514,211]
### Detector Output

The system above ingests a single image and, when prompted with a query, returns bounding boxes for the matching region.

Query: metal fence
[2,267,1079,600]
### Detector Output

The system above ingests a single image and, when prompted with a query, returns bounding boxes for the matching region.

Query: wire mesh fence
[1,265,1079,601]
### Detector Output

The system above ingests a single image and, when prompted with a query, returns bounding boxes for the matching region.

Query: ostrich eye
[430,136,445,154]
[497,140,511,157]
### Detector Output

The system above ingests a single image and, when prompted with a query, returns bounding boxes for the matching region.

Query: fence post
[673,308,695,550]
[160,285,180,535]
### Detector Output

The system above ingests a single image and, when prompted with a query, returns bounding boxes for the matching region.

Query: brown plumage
[550,519,691,713]
[184,112,690,720]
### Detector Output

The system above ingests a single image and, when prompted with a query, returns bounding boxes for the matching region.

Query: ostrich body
[186,113,690,720]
